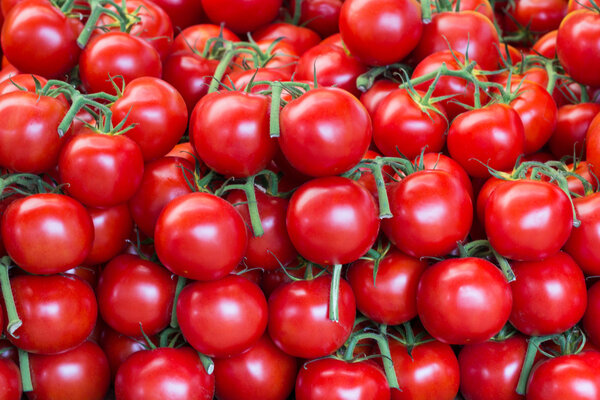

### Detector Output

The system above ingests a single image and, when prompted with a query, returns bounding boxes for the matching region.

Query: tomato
[79,32,162,95]
[28,341,110,400]
[452,0,495,19]
[286,176,379,265]
[355,150,395,199]
[59,131,145,208]
[360,80,398,118]
[213,334,297,400]
[296,358,391,400]
[8,274,97,354]
[268,274,355,358]
[565,161,596,197]
[170,24,239,55]
[226,190,296,270]
[414,152,474,200]
[557,10,600,87]
[294,44,368,97]
[177,275,267,358]
[373,88,447,159]
[190,91,276,177]
[587,113,600,175]
[114,347,215,400]
[533,30,558,58]
[1,193,93,275]
[583,282,600,350]
[389,340,460,400]
[227,68,291,93]
[1,0,81,78]
[550,103,600,158]
[526,354,600,399]
[260,259,307,299]
[459,335,528,400]
[200,0,281,33]
[84,204,132,266]
[253,23,321,55]
[128,156,195,238]
[111,77,188,162]
[509,251,587,336]
[484,180,573,261]
[339,0,422,66]
[231,40,298,76]
[564,193,600,275]
[504,0,567,33]
[382,170,472,258]
[417,257,512,344]
[99,327,150,380]
[347,248,427,325]
[447,103,525,178]
[0,358,20,400]
[154,192,247,281]
[150,0,206,30]
[279,87,372,177]
[292,0,342,38]
[0,91,68,173]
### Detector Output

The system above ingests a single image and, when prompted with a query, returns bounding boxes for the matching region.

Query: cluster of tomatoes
[0,0,599,399]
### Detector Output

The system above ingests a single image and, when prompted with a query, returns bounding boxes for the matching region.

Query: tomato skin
[154,192,247,281]
[459,335,527,400]
[389,340,460,400]
[509,251,587,336]
[417,257,512,344]
[0,358,20,400]
[191,91,276,178]
[8,275,97,354]
[557,10,600,87]
[360,80,398,118]
[447,104,525,178]
[526,354,600,400]
[170,24,239,55]
[294,0,342,37]
[504,0,567,33]
[213,334,298,400]
[200,0,281,33]
[111,77,188,162]
[296,358,391,400]
[28,341,110,400]
[339,0,422,66]
[79,32,162,95]
[286,176,379,265]
[268,275,355,359]
[279,88,372,177]
[150,0,206,30]
[59,132,145,208]
[564,193,600,275]
[0,92,67,173]
[533,30,558,58]
[1,193,93,275]
[484,180,572,261]
[586,113,600,176]
[99,327,148,380]
[177,275,268,358]
[1,0,81,78]
[583,282,600,348]
[549,103,600,158]
[114,347,215,400]
[414,153,474,200]
[382,170,473,258]
[84,204,132,266]
[253,23,321,55]
[347,249,427,325]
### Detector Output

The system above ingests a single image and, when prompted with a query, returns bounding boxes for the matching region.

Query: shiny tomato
[584,282,600,348]
[150,0,206,30]
[533,30,558,58]
[504,0,567,33]
[564,193,600,275]
[200,0,281,33]
[253,22,321,55]
[170,24,239,54]
[292,0,342,37]
[360,80,398,118]
[414,152,474,199]
[99,327,149,380]
[84,204,132,266]
[0,358,20,400]
[557,10,600,86]
[550,103,600,158]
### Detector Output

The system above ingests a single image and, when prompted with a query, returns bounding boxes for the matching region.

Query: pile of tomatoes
[0,0,599,399]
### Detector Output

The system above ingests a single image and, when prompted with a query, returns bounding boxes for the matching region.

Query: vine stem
[169,276,186,329]
[329,264,343,322]
[18,349,33,392]
[0,259,21,338]
[516,335,556,395]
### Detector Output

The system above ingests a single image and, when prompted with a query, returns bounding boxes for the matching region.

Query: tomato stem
[269,83,283,137]
[0,259,22,339]
[328,264,343,322]
[291,0,302,26]
[207,45,238,94]
[18,349,33,392]
[217,173,265,237]
[170,276,187,329]
[421,0,433,23]
[516,334,556,394]
[198,352,214,375]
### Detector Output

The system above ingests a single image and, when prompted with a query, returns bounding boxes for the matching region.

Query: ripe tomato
[1,193,93,275]
[154,192,247,281]
[253,22,321,55]
[170,24,239,54]
[150,0,206,30]
[100,327,149,380]
[84,204,132,266]
[339,0,422,66]
[414,153,474,200]
[268,275,355,358]
[549,103,600,158]
[176,275,268,358]
[296,358,391,400]
[200,0,281,33]
[114,347,215,400]
[292,0,342,37]
[557,10,600,87]
[360,80,398,118]
[586,113,600,176]
[584,282,600,348]
[213,334,298,400]
[286,176,379,265]
[564,193,600,275]
[533,30,558,58]
[504,0,567,33]
[0,358,20,400]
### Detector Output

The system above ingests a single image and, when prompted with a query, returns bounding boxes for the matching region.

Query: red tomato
[339,0,422,66]
[347,248,427,325]
[584,282,600,348]
[268,275,355,358]
[382,170,473,258]
[292,0,342,38]
[213,334,298,400]
[360,80,398,118]
[227,68,290,93]
[279,87,372,177]
[84,204,132,266]
[1,0,81,78]
[484,180,573,261]
[231,40,299,76]
[587,113,600,175]
[414,152,474,200]
[28,341,110,400]
[154,192,247,281]
[565,193,600,275]
[533,30,558,58]
[504,0,567,33]
[114,347,215,400]
[1,193,93,275]
[253,23,321,55]
[459,335,528,400]
[0,358,20,400]
[296,358,391,400]
[557,10,600,87]
[389,340,460,400]
[8,274,97,354]
[417,257,512,344]
[286,176,379,265]
[100,327,149,380]
[150,0,206,30]
[170,24,239,54]
[200,0,281,33]
[509,251,587,336]
[58,131,145,208]
[111,77,188,162]
[176,275,268,358]
[550,103,600,158]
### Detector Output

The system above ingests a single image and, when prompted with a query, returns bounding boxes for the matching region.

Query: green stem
[344,332,400,390]
[516,335,556,395]
[329,264,343,322]
[291,0,302,25]
[370,160,392,219]
[0,260,21,338]
[356,67,387,93]
[77,0,104,48]
[170,276,186,329]
[217,175,265,237]
[421,0,433,22]
[491,248,516,282]
[18,349,33,392]
[269,83,283,137]
[198,353,214,375]
[208,47,237,94]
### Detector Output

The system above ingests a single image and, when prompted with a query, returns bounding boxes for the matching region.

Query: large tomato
[83,204,132,266]
[549,103,600,159]
[0,358,20,400]
[564,192,600,275]
[200,0,281,33]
